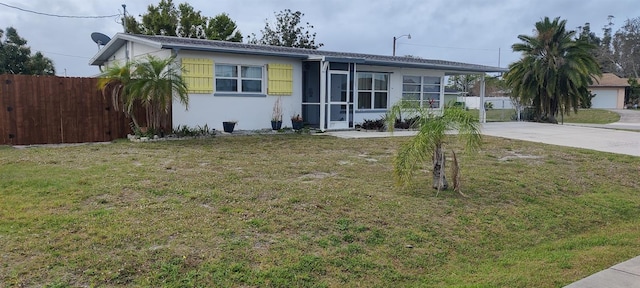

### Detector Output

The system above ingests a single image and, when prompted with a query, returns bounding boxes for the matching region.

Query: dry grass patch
[1,134,639,287]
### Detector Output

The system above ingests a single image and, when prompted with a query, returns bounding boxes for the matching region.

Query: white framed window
[402,75,442,108]
[357,72,389,109]
[215,64,264,93]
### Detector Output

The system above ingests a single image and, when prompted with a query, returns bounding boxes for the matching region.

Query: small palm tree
[505,17,601,123]
[127,55,189,131]
[97,61,138,127]
[386,101,481,194]
[98,55,189,133]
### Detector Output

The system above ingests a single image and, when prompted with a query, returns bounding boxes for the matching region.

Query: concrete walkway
[564,257,640,288]
[328,122,640,157]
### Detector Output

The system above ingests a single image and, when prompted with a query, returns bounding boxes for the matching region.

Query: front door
[329,72,350,129]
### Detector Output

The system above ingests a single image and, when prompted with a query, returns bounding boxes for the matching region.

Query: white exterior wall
[352,65,445,124]
[103,41,171,68]
[174,51,302,131]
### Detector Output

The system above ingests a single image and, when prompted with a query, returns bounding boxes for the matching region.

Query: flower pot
[271,120,282,130]
[292,120,304,131]
[222,121,236,133]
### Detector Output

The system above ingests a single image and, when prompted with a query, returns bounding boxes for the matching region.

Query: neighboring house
[589,73,629,109]
[89,33,506,131]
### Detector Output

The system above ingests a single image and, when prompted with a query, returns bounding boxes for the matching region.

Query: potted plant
[222,121,237,133]
[291,114,304,130]
[271,97,283,130]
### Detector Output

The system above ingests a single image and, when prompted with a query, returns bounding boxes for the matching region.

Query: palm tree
[97,55,189,133]
[127,55,189,132]
[386,102,482,194]
[505,17,601,123]
[97,61,138,128]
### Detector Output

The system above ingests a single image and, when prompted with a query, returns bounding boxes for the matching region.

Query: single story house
[589,73,629,109]
[89,33,506,131]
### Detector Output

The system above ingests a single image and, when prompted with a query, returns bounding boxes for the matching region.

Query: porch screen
[182,58,214,94]
[267,63,293,95]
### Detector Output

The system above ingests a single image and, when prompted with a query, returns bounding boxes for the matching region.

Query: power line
[41,50,91,59]
[0,2,120,19]
[398,42,501,52]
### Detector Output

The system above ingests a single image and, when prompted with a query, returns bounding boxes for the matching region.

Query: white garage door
[591,89,618,109]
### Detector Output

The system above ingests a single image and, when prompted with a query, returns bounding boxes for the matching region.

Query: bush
[360,118,386,131]
[394,116,420,129]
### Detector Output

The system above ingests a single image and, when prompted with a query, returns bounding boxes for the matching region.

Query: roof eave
[89,33,163,66]
[162,44,309,59]
[362,59,507,74]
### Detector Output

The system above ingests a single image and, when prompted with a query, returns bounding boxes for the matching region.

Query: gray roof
[90,33,507,74]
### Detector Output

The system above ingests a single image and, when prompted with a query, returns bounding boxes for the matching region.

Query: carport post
[479,74,486,123]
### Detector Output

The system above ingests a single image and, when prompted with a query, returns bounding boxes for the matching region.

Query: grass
[561,109,621,124]
[1,135,639,287]
[466,108,621,124]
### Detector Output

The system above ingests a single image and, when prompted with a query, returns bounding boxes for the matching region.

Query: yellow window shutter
[182,58,213,94]
[268,63,293,96]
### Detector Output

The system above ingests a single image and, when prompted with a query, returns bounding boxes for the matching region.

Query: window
[402,76,441,108]
[357,72,389,109]
[215,64,263,93]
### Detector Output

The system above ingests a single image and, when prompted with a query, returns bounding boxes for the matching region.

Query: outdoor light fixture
[393,34,411,56]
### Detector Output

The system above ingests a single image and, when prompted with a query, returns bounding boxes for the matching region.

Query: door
[591,89,618,109]
[329,72,349,129]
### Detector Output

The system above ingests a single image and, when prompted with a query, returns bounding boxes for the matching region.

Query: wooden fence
[0,74,170,146]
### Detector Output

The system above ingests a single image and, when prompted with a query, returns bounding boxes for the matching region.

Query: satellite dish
[91,32,111,48]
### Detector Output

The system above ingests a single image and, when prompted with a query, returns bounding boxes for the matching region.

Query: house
[589,73,629,109]
[89,33,506,131]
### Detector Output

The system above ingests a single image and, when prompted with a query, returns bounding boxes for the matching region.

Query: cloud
[0,0,638,76]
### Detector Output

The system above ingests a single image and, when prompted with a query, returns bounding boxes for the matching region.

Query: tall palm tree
[97,55,189,133]
[386,102,481,194]
[505,17,601,123]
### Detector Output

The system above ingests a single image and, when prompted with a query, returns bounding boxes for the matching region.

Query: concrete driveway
[481,121,640,157]
[328,121,640,157]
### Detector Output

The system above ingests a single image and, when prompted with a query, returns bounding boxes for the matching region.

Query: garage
[591,89,618,108]
[588,73,628,109]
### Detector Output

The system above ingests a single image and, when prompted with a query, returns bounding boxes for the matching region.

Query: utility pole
[122,4,127,33]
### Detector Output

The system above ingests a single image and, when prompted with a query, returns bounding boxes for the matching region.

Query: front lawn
[1,135,639,287]
[560,109,621,124]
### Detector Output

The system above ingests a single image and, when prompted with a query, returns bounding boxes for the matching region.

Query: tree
[0,27,55,75]
[97,55,189,133]
[386,102,481,194]
[248,9,323,49]
[125,0,242,42]
[205,13,242,42]
[504,17,601,123]
[447,74,477,95]
[612,17,640,78]
[628,78,640,106]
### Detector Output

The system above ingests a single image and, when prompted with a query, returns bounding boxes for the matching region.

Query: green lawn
[561,109,621,124]
[1,135,639,287]
[466,108,621,124]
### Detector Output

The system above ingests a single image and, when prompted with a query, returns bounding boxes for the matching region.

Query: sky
[0,0,638,77]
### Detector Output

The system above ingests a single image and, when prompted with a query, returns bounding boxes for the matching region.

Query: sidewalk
[564,256,640,288]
